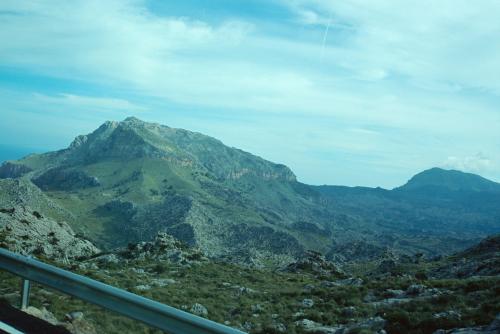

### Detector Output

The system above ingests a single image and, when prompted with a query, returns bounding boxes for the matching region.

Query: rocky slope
[1,117,499,264]
[0,233,498,334]
[0,118,337,264]
[0,178,99,261]
[431,234,500,279]
[0,206,99,261]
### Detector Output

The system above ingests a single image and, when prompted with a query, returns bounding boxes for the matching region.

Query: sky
[0,0,499,188]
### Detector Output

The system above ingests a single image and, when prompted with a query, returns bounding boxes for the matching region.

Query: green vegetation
[1,256,498,334]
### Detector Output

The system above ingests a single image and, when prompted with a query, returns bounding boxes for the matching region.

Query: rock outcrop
[86,232,207,268]
[284,250,345,277]
[432,235,500,278]
[0,206,99,261]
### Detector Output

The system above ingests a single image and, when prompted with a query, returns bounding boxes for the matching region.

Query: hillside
[0,230,498,334]
[397,167,500,193]
[0,117,333,265]
[0,117,499,263]
[315,168,500,254]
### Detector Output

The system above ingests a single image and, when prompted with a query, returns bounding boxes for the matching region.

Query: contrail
[320,15,332,61]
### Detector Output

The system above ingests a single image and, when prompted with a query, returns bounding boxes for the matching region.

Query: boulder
[190,303,208,317]
[301,298,314,308]
[285,250,345,277]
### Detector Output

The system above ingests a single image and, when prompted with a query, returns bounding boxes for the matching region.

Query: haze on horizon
[0,1,499,188]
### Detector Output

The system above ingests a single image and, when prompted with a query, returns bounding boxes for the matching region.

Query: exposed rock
[406,284,427,296]
[251,304,263,313]
[301,298,314,308]
[285,250,345,277]
[190,303,208,317]
[65,311,84,322]
[151,278,176,287]
[64,317,97,334]
[433,310,462,321]
[235,286,257,295]
[293,311,305,319]
[295,316,387,334]
[119,232,207,265]
[384,289,406,298]
[24,306,96,334]
[0,179,73,220]
[369,297,413,308]
[25,306,59,325]
[130,268,145,274]
[94,254,120,265]
[0,206,99,261]
[294,319,342,333]
[333,277,364,287]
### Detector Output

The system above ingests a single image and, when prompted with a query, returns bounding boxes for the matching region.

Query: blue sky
[1,0,499,188]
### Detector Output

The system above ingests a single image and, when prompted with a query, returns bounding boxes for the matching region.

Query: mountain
[316,173,500,240]
[397,167,500,193]
[314,169,500,254]
[0,117,333,265]
[0,117,499,264]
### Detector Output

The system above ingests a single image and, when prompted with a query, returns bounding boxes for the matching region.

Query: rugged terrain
[0,117,499,264]
[0,231,498,334]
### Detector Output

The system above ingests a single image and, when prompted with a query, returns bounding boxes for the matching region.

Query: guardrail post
[20,279,31,309]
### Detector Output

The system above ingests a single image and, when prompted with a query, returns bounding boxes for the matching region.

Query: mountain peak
[398,167,500,192]
[122,116,144,123]
[63,117,296,182]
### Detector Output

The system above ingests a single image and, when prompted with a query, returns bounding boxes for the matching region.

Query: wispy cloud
[0,0,499,187]
[443,153,495,175]
[32,93,146,112]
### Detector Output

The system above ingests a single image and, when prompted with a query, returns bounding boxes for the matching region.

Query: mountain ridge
[0,117,499,264]
[396,167,500,193]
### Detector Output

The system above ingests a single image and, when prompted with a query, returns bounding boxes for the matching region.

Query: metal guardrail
[0,248,246,334]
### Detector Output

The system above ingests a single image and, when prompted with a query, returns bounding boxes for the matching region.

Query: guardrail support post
[20,279,31,309]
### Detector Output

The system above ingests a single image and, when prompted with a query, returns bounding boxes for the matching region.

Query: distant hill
[0,117,499,264]
[396,167,500,193]
[315,167,500,253]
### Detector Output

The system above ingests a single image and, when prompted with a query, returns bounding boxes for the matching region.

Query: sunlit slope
[1,117,499,262]
[2,117,333,261]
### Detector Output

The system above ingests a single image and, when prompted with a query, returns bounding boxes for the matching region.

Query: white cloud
[443,153,494,174]
[32,93,146,112]
[1,0,500,186]
[284,0,500,94]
